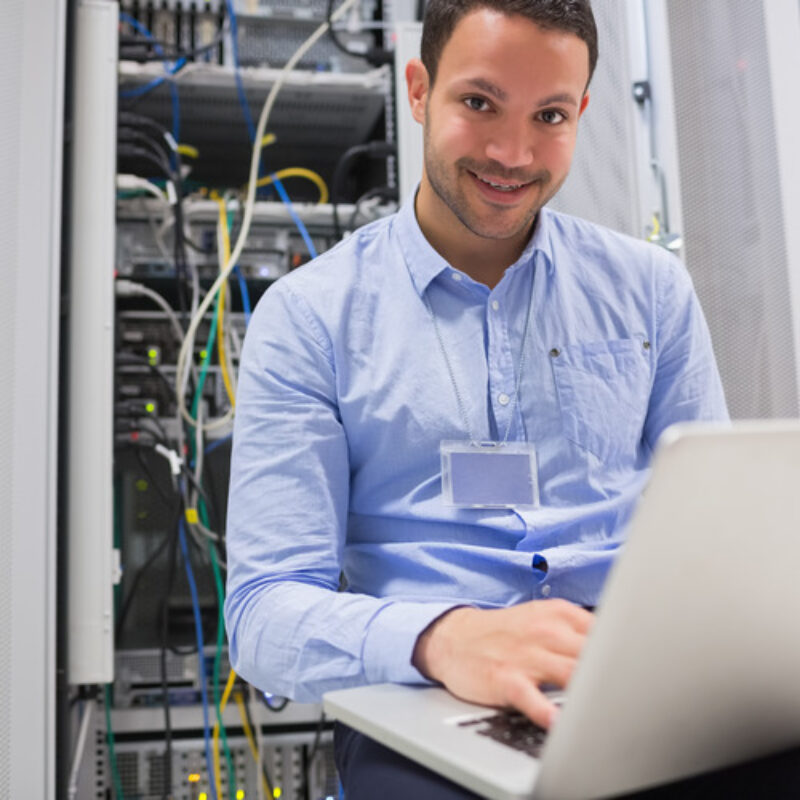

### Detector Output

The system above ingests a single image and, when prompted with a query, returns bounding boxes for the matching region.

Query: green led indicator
[199,349,208,360]
[135,479,148,492]
[145,402,156,414]
[148,348,158,359]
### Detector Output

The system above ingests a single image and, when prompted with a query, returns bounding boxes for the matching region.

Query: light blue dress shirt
[224,195,728,703]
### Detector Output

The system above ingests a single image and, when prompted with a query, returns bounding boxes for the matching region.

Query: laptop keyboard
[458,711,548,758]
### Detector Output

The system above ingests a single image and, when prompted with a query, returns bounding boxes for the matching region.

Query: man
[225,0,729,796]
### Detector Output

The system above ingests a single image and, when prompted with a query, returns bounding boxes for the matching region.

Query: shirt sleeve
[643,253,729,449]
[224,279,458,703]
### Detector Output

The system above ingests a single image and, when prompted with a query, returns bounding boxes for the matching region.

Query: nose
[484,117,535,171]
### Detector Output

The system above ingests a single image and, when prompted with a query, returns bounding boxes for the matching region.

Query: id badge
[440,440,540,509]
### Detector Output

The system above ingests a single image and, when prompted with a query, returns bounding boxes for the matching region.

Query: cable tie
[166,181,178,206]
[154,443,183,476]
[185,507,199,525]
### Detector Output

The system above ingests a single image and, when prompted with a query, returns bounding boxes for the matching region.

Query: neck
[414,185,534,290]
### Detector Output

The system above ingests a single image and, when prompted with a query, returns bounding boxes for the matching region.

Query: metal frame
[2,0,67,797]
[66,0,120,685]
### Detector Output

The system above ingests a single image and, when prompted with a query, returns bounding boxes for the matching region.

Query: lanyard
[423,268,535,446]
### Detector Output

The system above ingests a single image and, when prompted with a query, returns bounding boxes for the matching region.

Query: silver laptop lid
[536,420,800,799]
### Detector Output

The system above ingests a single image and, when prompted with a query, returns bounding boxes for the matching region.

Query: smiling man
[225,1,728,798]
[410,5,591,287]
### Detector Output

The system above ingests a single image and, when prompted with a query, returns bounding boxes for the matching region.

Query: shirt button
[541,585,551,597]
[491,300,500,311]
[498,393,510,406]
[451,272,462,282]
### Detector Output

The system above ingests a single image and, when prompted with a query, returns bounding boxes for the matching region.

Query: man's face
[408,9,590,247]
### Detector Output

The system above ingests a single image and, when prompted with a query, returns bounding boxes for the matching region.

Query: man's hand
[412,600,593,730]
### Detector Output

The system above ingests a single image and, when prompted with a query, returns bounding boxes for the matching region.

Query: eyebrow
[462,79,579,109]
[464,78,508,102]
[536,92,580,108]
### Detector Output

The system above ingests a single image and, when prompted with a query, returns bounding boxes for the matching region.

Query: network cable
[224,0,320,264]
[178,517,218,800]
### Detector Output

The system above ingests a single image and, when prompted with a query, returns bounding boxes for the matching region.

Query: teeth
[478,175,524,192]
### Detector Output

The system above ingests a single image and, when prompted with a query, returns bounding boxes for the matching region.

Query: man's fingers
[529,650,578,690]
[530,624,585,660]
[543,598,595,635]
[503,673,560,730]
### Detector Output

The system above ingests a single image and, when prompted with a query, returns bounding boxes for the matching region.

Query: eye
[538,109,567,125]
[463,96,491,112]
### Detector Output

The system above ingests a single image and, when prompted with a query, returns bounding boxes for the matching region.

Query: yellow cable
[213,196,237,408]
[648,213,661,242]
[255,167,329,205]
[234,690,271,798]
[212,668,239,800]
[177,143,200,159]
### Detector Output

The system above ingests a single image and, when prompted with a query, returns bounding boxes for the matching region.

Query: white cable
[174,0,362,428]
[144,200,173,263]
[117,173,167,202]
[67,699,95,800]
[115,279,184,344]
[249,682,267,800]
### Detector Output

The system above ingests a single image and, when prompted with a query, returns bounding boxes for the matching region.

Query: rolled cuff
[361,601,463,685]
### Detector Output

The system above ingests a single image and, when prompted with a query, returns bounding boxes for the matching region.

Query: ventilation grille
[666,0,798,418]
[0,1,23,796]
[549,0,641,237]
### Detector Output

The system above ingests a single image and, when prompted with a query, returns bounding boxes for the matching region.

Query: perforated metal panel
[549,0,642,237]
[0,4,22,796]
[666,0,799,418]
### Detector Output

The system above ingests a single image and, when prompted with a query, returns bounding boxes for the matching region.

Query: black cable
[159,517,181,800]
[119,25,227,63]
[416,0,426,21]
[118,110,170,143]
[115,499,181,640]
[259,692,289,713]
[115,352,178,397]
[182,233,214,255]
[117,113,194,329]
[117,144,173,181]
[326,0,393,66]
[331,142,397,240]
[300,712,329,800]
[132,445,176,506]
[118,125,174,172]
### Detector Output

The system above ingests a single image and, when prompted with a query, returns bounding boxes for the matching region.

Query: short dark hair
[420,0,598,89]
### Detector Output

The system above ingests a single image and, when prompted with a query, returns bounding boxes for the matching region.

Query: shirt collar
[395,186,556,297]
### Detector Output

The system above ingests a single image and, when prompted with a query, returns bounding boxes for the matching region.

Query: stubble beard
[422,119,560,243]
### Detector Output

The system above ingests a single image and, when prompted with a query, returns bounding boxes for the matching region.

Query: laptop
[324,420,800,799]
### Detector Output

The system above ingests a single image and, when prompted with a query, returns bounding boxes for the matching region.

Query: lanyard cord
[423,271,535,446]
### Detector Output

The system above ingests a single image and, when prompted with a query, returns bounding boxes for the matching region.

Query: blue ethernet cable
[178,517,217,800]
[223,0,319,258]
[119,12,182,149]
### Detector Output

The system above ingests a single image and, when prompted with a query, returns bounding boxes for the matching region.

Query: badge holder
[441,440,540,509]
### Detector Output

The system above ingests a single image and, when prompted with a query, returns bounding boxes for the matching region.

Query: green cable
[104,684,125,800]
[204,502,237,797]
[190,294,237,797]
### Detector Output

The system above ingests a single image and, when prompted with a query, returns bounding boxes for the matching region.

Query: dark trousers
[334,722,800,800]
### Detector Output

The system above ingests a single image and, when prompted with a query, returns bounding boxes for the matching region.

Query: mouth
[468,170,535,201]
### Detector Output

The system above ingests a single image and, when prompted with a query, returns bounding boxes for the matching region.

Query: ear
[578,92,590,117]
[405,58,429,125]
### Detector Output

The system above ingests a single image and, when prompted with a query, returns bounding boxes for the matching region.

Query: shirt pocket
[550,338,651,463]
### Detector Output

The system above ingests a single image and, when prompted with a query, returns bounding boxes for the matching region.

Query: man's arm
[224,279,459,702]
[644,253,729,445]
